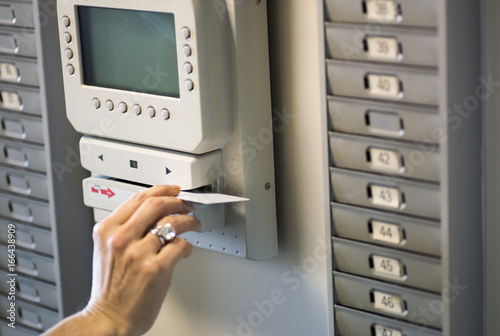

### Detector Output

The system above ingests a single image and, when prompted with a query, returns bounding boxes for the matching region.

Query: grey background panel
[0,193,50,228]
[333,237,442,293]
[331,202,441,256]
[0,140,46,172]
[334,272,443,329]
[324,0,439,28]
[325,23,439,67]
[329,132,440,182]
[0,294,59,331]
[0,1,35,28]
[0,321,38,336]
[327,96,441,143]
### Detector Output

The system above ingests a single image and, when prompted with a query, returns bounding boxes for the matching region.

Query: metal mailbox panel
[330,167,440,220]
[0,166,48,200]
[325,23,439,67]
[326,60,439,106]
[334,272,443,329]
[0,111,44,144]
[0,140,46,172]
[331,202,441,257]
[0,219,53,255]
[324,0,439,28]
[0,193,50,228]
[333,237,442,292]
[0,245,55,282]
[0,84,41,116]
[329,132,440,182]
[335,305,442,336]
[0,321,39,336]
[0,56,39,86]
[0,269,58,309]
[0,2,35,28]
[0,28,37,58]
[0,294,59,331]
[327,96,442,143]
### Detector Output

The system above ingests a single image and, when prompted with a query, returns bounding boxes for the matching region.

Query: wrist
[78,306,133,336]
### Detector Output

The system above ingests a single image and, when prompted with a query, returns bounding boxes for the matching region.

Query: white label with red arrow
[84,178,146,209]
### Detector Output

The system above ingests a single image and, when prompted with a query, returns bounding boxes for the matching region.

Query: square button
[130,160,138,169]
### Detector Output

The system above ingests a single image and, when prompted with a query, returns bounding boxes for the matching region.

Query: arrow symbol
[98,155,104,161]
[166,167,172,175]
[100,188,115,199]
[91,186,99,194]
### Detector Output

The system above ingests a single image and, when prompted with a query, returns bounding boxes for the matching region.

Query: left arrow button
[98,155,104,161]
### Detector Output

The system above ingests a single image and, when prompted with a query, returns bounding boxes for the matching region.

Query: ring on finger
[150,223,176,247]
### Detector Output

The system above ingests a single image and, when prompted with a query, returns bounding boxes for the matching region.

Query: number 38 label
[373,291,405,315]
[374,324,403,336]
[366,0,399,22]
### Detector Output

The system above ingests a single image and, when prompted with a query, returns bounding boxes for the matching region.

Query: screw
[256,0,261,4]
[265,183,271,190]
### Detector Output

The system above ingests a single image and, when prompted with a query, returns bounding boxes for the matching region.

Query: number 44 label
[372,221,402,245]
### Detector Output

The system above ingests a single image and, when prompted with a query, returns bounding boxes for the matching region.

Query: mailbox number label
[372,255,403,278]
[369,148,402,172]
[367,74,401,98]
[0,63,19,81]
[1,91,21,110]
[372,221,401,244]
[366,37,399,60]
[374,325,403,336]
[366,0,398,22]
[370,185,401,208]
[373,291,405,315]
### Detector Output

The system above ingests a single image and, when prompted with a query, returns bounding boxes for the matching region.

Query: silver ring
[150,223,176,247]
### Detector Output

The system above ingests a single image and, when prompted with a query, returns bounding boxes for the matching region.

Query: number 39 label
[373,291,405,315]
[374,324,403,336]
[366,36,400,60]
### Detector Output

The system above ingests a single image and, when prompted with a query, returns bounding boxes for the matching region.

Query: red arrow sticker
[101,188,116,199]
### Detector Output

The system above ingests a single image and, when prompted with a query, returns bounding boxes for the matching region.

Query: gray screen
[78,7,180,98]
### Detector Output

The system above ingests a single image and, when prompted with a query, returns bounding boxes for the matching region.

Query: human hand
[51,185,200,336]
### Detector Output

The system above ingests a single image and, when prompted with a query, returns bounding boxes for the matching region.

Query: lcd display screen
[78,7,180,98]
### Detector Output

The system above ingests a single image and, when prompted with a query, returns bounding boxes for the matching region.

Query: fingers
[138,215,201,254]
[123,197,193,237]
[156,237,194,268]
[104,185,182,225]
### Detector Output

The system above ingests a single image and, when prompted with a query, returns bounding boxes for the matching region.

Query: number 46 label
[373,291,405,315]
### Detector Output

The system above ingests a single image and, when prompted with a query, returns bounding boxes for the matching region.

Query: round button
[185,79,194,91]
[184,62,193,74]
[161,109,170,120]
[66,64,75,75]
[62,16,71,28]
[181,27,191,39]
[92,98,101,109]
[65,48,73,60]
[119,102,128,113]
[63,32,72,44]
[147,106,156,118]
[106,100,114,111]
[133,104,142,116]
[183,45,192,57]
